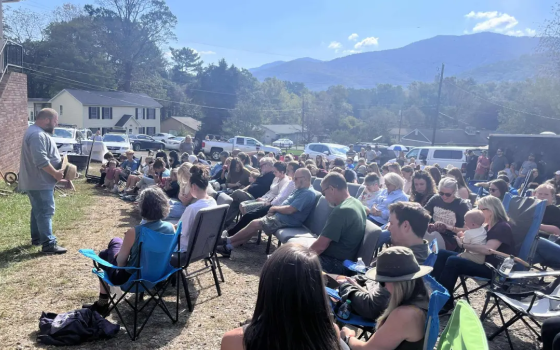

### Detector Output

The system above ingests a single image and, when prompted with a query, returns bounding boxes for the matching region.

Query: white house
[27,98,51,122]
[49,89,163,135]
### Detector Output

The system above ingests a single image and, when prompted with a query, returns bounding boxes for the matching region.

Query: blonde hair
[368,163,381,177]
[177,162,193,190]
[376,280,418,329]
[477,195,509,227]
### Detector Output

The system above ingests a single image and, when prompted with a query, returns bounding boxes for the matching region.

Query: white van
[402,146,484,172]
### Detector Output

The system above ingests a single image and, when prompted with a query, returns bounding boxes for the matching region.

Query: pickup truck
[201,136,281,160]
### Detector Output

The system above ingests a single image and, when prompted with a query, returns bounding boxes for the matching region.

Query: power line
[446,80,560,121]
[24,67,301,112]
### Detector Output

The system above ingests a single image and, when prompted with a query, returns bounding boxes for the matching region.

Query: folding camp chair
[177,204,229,312]
[79,223,182,340]
[327,274,450,347]
[480,268,560,350]
[312,177,322,192]
[455,196,546,302]
[424,238,439,268]
[437,300,489,350]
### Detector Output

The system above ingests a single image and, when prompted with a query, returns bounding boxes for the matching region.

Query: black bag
[37,308,120,346]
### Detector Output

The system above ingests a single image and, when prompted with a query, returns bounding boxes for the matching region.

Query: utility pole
[398,109,403,142]
[432,63,445,146]
[301,95,305,146]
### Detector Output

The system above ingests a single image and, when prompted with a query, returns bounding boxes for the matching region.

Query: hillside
[250,32,542,89]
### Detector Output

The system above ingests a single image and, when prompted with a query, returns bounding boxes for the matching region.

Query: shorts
[260,215,288,235]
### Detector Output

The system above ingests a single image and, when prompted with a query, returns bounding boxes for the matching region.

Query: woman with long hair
[168,150,180,169]
[155,151,169,169]
[431,195,514,313]
[425,166,441,186]
[316,155,327,170]
[446,167,471,201]
[340,246,431,349]
[410,170,436,206]
[532,184,560,270]
[367,163,384,186]
[225,158,250,190]
[179,134,194,155]
[221,244,341,350]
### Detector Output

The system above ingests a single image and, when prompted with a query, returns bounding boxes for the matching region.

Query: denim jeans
[431,249,492,306]
[532,238,560,270]
[27,190,57,248]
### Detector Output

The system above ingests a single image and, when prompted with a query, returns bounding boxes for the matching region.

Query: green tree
[169,47,202,85]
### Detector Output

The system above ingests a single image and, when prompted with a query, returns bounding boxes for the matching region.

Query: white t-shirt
[179,197,217,252]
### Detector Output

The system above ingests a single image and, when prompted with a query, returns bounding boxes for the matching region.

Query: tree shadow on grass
[117,208,140,228]
[481,315,541,350]
[0,244,43,271]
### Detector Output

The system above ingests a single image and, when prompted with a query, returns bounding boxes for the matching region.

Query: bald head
[35,108,58,133]
[294,168,312,189]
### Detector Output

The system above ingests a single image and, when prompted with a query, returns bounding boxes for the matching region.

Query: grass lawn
[0,179,542,349]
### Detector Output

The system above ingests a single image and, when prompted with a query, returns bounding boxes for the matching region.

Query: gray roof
[261,124,303,134]
[115,114,133,127]
[57,89,162,108]
[169,116,201,131]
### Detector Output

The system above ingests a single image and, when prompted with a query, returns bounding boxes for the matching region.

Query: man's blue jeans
[27,190,57,248]
[532,238,560,270]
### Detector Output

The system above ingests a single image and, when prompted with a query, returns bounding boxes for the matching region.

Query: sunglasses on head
[438,191,453,197]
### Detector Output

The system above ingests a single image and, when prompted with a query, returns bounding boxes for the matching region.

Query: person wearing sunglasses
[424,177,470,251]
[431,195,513,314]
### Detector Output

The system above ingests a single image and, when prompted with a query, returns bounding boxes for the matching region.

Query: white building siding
[82,106,160,134]
[50,92,83,127]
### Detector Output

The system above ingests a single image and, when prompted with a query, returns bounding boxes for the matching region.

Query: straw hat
[61,155,78,180]
[365,246,432,282]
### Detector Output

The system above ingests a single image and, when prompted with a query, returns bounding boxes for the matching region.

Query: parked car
[272,138,294,148]
[164,136,185,150]
[77,128,93,140]
[201,136,281,160]
[304,143,349,162]
[398,146,484,173]
[352,143,395,164]
[151,133,175,142]
[102,133,132,156]
[129,134,165,151]
[52,127,81,154]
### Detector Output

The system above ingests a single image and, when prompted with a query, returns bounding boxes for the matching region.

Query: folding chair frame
[91,239,181,341]
[454,276,490,303]
[479,292,543,350]
[178,206,228,312]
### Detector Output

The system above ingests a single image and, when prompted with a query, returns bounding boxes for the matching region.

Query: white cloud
[465,11,535,37]
[343,49,361,55]
[348,33,359,41]
[198,50,216,55]
[354,36,379,49]
[328,41,343,53]
[465,11,498,19]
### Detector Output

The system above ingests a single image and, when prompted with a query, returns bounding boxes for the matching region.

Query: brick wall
[0,72,28,175]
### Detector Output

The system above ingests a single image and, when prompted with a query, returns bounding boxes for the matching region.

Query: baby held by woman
[457,209,487,264]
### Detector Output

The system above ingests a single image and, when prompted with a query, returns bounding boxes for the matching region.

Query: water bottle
[499,255,515,276]
[355,257,366,273]
[337,300,352,320]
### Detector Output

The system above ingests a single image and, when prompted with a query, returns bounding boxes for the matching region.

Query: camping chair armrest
[488,249,530,268]
[535,291,560,302]
[79,249,139,270]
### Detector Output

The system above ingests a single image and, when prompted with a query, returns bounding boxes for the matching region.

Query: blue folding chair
[328,275,449,348]
[79,223,182,340]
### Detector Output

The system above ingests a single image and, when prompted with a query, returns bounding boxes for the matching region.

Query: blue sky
[10,0,556,68]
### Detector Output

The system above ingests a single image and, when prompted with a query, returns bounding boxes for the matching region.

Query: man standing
[465,150,478,181]
[490,148,508,180]
[19,108,67,254]
[310,173,366,274]
[474,150,490,180]
[93,130,103,141]
[217,168,316,257]
[514,153,538,189]
[338,201,431,320]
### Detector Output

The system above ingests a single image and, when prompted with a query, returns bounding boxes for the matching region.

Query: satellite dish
[540,131,557,135]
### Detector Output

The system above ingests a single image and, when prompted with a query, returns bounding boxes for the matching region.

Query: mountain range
[249,33,545,89]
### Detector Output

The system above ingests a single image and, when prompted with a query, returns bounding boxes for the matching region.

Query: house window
[102,107,113,119]
[59,105,63,116]
[29,111,34,121]
[89,107,100,119]
[138,127,146,135]
[147,108,156,119]
[135,108,140,120]
[142,108,146,119]
[101,127,111,135]
[146,127,156,135]
[90,127,100,135]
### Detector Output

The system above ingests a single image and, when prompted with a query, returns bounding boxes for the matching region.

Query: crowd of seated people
[87,142,560,350]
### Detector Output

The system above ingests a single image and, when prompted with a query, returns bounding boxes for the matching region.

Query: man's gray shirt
[19,125,62,191]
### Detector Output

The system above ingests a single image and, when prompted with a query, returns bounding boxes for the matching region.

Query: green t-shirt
[320,197,367,261]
